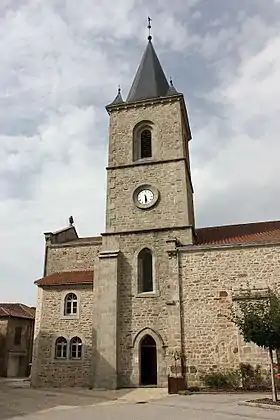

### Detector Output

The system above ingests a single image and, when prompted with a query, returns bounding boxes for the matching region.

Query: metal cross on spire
[147,16,152,41]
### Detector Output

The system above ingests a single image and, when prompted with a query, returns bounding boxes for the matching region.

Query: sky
[1,0,280,305]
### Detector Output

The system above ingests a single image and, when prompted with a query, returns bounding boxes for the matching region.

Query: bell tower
[105,33,195,237]
[94,21,195,389]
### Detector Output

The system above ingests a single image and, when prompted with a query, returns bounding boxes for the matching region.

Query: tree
[231,288,280,402]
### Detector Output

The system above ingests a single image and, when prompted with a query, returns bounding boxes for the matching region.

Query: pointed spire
[166,77,178,96]
[126,19,169,103]
[108,85,124,106]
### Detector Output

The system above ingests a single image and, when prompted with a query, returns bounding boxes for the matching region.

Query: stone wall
[108,99,188,167]
[106,98,194,234]
[116,228,191,387]
[45,243,101,275]
[31,285,94,387]
[32,241,101,387]
[180,243,280,385]
[107,161,192,232]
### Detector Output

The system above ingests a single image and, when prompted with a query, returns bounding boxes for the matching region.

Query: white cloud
[192,13,280,226]
[1,0,280,304]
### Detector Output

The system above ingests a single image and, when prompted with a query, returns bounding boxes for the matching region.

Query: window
[138,248,153,293]
[64,293,78,316]
[14,327,22,345]
[133,122,153,161]
[70,337,82,359]
[55,337,67,359]
[140,129,152,158]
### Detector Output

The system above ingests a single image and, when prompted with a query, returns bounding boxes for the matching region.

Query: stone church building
[31,34,280,389]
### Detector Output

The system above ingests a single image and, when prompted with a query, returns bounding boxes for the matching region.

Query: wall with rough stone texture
[31,285,94,387]
[106,98,194,233]
[45,243,101,275]
[108,99,190,167]
[32,242,101,387]
[180,243,280,385]
[116,228,190,387]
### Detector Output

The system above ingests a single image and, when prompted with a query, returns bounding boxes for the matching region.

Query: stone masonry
[31,36,280,389]
[181,243,280,385]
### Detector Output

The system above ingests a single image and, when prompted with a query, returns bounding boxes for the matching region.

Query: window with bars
[64,293,78,316]
[133,124,153,161]
[55,337,67,359]
[70,336,82,359]
[140,129,152,158]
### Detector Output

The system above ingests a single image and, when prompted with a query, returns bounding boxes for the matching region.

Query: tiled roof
[35,270,93,287]
[0,303,35,319]
[195,220,280,246]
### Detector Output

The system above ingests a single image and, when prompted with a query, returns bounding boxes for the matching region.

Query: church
[31,30,280,389]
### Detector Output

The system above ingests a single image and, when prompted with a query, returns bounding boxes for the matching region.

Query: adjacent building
[0,303,35,378]
[31,33,280,389]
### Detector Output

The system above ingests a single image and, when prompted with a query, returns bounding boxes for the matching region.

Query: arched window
[64,293,78,316]
[70,336,82,359]
[133,122,153,161]
[138,248,153,293]
[55,337,67,359]
[140,129,152,158]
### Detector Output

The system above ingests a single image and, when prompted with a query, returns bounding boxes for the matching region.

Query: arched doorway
[140,335,157,386]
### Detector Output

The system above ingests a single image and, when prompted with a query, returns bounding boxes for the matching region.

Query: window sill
[136,291,158,298]
[60,315,79,320]
[53,359,83,363]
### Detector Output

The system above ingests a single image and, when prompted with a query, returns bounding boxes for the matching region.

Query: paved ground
[0,379,166,419]
[1,379,279,420]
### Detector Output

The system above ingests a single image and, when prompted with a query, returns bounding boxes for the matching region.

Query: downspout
[177,247,186,381]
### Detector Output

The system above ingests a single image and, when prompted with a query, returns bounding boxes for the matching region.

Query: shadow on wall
[0,332,5,377]
[116,251,134,388]
[30,328,134,391]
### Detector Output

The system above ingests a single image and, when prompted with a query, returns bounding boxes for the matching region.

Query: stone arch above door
[132,327,166,350]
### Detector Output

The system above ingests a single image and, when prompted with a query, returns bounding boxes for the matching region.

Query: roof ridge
[196,219,280,232]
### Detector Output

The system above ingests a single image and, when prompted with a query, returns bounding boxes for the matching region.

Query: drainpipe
[177,247,186,381]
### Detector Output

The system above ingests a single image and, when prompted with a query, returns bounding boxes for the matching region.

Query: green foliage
[202,370,241,389]
[232,289,280,350]
[240,363,269,390]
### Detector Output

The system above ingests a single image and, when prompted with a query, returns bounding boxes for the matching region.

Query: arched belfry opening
[140,335,157,386]
[140,129,152,158]
[133,122,153,161]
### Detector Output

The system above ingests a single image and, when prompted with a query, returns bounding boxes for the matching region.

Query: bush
[202,370,241,389]
[240,363,264,390]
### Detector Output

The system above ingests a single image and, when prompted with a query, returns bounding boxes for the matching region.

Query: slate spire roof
[108,86,124,107]
[126,38,170,103]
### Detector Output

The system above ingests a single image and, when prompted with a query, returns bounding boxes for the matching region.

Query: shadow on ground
[0,378,136,420]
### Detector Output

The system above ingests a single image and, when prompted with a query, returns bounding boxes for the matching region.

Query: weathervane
[147,16,152,41]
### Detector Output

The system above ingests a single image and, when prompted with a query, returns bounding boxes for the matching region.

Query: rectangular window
[14,327,22,346]
[71,345,82,359]
[72,301,77,314]
[56,344,67,359]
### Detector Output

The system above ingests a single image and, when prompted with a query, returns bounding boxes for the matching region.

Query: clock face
[137,189,154,205]
[133,184,159,209]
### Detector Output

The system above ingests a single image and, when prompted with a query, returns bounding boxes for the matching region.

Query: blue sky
[1,0,280,305]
